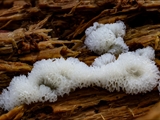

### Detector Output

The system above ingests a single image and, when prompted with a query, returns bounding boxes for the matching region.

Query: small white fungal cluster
[0,21,159,111]
[84,21,128,55]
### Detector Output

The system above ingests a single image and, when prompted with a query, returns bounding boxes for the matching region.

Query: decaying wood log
[0,60,32,73]
[0,105,24,120]
[125,24,160,49]
[0,0,160,120]
[0,87,159,120]
[137,101,160,120]
[19,46,81,63]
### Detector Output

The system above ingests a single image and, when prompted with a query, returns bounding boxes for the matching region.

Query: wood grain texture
[0,0,160,119]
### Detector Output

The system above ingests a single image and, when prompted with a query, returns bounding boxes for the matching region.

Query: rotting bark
[0,0,160,119]
[0,87,159,120]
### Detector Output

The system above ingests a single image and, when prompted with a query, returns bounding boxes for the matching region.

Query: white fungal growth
[92,53,116,67]
[0,21,159,111]
[85,22,103,35]
[85,24,116,54]
[107,37,128,55]
[104,20,126,37]
[117,52,159,94]
[135,46,155,60]
[0,47,159,111]
[84,21,128,55]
